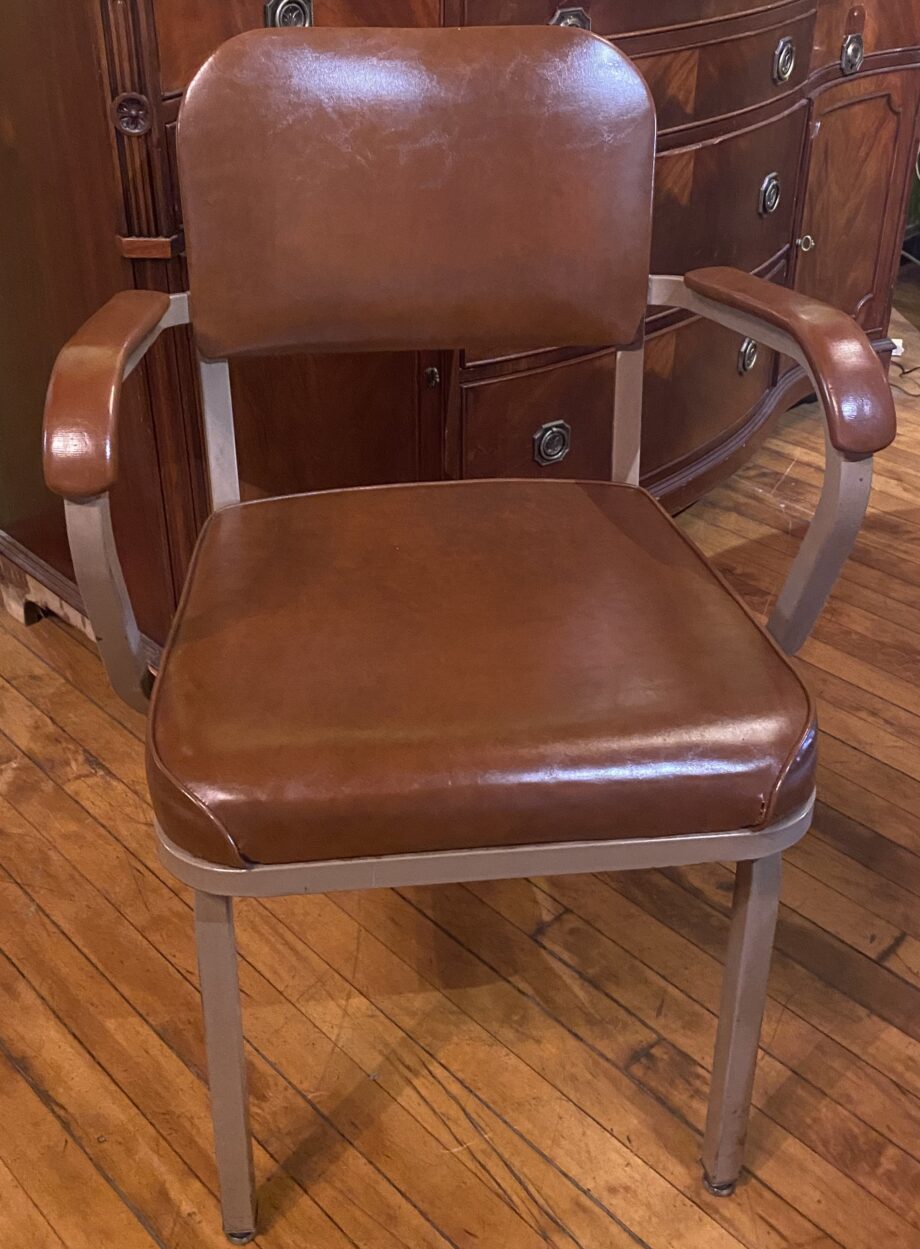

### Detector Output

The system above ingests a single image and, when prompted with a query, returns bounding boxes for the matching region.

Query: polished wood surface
[0,0,176,641]
[460,350,618,479]
[621,1,817,132]
[462,0,801,32]
[642,315,777,480]
[813,0,920,66]
[651,102,807,276]
[1,293,919,1247]
[230,352,442,500]
[2,0,919,645]
[795,70,920,331]
[153,0,442,95]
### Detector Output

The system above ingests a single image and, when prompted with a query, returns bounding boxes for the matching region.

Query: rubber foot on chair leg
[702,1170,737,1198]
[225,1230,256,1245]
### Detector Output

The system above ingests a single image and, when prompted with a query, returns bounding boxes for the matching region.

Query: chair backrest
[177,25,656,361]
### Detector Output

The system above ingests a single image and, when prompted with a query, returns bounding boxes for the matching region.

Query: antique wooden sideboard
[2,0,920,644]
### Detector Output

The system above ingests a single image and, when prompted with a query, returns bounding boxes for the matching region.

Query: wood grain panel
[459,350,616,480]
[229,352,430,499]
[462,0,799,36]
[813,0,920,68]
[641,313,776,479]
[153,0,442,95]
[652,101,808,273]
[794,72,920,331]
[0,0,176,641]
[632,8,816,131]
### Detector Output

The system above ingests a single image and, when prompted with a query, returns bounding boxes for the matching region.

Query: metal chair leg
[701,852,782,1195]
[195,892,257,1243]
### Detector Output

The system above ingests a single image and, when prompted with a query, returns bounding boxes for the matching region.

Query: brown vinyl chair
[42,26,894,1244]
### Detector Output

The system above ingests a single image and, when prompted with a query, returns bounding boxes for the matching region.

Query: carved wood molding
[98,0,173,239]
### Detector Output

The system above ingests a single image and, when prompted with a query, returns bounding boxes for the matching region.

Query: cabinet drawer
[152,0,441,96]
[462,1,799,37]
[626,4,816,132]
[813,1,920,71]
[641,314,775,481]
[460,351,616,479]
[652,100,807,275]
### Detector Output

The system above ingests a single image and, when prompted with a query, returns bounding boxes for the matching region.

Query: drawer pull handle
[758,172,782,216]
[797,234,817,253]
[113,93,151,137]
[738,338,759,375]
[264,0,313,27]
[772,36,797,84]
[550,7,592,30]
[841,33,865,76]
[533,420,572,466]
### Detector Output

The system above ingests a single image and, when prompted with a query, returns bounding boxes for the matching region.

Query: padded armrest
[43,290,171,500]
[684,267,896,457]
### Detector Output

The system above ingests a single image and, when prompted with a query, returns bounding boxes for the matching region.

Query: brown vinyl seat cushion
[147,479,816,869]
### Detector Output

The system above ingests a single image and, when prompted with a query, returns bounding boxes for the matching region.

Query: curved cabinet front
[451,1,919,511]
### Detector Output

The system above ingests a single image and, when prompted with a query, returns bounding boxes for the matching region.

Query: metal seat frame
[62,276,873,1242]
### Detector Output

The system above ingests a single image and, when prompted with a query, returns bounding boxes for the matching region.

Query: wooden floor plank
[289,891,783,1249]
[0,791,535,1249]
[0,1158,69,1249]
[374,881,916,1244]
[810,799,920,897]
[2,299,920,1245]
[0,1047,162,1249]
[0,926,230,1249]
[0,612,146,741]
[787,828,920,932]
[467,874,920,1166]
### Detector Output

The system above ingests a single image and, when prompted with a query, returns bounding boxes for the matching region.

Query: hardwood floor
[2,318,920,1248]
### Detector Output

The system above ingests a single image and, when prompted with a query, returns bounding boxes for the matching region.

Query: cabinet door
[0,0,177,641]
[230,352,444,500]
[794,72,920,332]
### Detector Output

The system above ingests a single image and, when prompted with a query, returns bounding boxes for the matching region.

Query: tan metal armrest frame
[63,294,191,712]
[649,275,876,655]
[66,275,878,716]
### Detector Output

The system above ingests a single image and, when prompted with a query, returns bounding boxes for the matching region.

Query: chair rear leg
[195,892,257,1243]
[701,852,782,1195]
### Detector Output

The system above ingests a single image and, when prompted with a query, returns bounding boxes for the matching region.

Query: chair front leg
[702,853,782,1195]
[194,892,257,1243]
